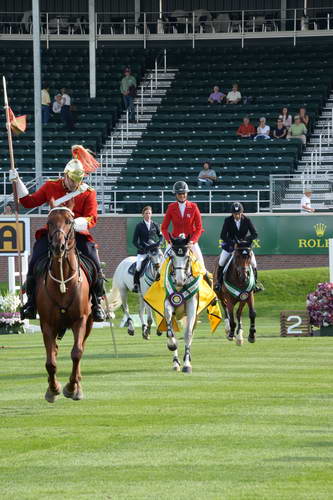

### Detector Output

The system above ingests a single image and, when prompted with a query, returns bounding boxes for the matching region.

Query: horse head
[47,207,75,259]
[144,241,163,273]
[233,240,252,281]
[169,234,191,289]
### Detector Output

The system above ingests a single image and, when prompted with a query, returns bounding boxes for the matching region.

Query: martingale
[165,259,200,306]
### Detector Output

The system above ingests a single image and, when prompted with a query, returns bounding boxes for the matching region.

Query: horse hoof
[248,335,256,343]
[226,334,234,341]
[142,330,150,340]
[72,390,84,401]
[127,329,135,336]
[156,330,163,336]
[182,365,192,374]
[45,384,62,403]
[236,338,244,346]
[63,383,83,400]
[172,364,180,372]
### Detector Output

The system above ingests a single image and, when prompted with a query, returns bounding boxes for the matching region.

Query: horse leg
[146,306,153,337]
[235,301,245,346]
[182,296,197,374]
[42,325,62,403]
[165,299,178,352]
[248,294,256,343]
[63,319,87,401]
[222,302,231,334]
[226,304,236,341]
[120,287,134,336]
[139,295,149,340]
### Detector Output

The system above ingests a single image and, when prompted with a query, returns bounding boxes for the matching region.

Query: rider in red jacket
[161,181,212,286]
[10,150,105,321]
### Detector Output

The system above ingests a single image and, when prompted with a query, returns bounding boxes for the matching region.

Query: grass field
[1,268,333,500]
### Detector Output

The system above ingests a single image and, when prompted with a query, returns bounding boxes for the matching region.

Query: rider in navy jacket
[215,202,263,292]
[132,206,162,292]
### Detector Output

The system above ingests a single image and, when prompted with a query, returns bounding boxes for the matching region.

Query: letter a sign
[0,218,30,255]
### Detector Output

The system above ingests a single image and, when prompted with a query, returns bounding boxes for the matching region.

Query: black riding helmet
[231,202,244,214]
[172,181,189,194]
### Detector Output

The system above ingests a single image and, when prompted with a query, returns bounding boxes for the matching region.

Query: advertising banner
[127,215,333,255]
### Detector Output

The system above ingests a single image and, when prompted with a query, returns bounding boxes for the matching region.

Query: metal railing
[94,188,269,214]
[1,8,332,45]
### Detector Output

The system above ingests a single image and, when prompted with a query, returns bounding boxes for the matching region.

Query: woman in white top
[279,107,292,129]
[254,117,270,140]
[226,83,242,104]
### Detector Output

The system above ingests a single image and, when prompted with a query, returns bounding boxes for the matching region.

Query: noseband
[48,208,75,256]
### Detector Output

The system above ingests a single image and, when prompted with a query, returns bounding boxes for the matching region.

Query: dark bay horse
[214,241,256,345]
[36,207,93,402]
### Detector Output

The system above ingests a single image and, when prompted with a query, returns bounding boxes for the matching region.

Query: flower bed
[0,294,25,335]
[307,282,333,328]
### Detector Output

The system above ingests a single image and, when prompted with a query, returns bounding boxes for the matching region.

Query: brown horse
[36,207,93,402]
[214,241,256,345]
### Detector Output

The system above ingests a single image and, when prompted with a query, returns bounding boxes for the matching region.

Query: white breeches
[219,249,257,268]
[164,242,206,269]
[136,253,148,271]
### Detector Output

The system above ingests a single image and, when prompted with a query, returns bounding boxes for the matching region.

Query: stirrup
[214,281,222,292]
[20,303,36,320]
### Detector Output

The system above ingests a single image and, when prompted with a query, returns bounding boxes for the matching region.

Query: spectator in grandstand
[198,162,217,187]
[272,118,287,139]
[254,117,270,141]
[60,88,75,130]
[120,67,137,122]
[208,86,225,104]
[41,83,51,125]
[287,116,307,145]
[3,201,15,215]
[298,106,310,127]
[236,116,256,138]
[279,107,292,129]
[226,83,242,104]
[132,206,163,292]
[52,94,63,118]
[300,190,315,213]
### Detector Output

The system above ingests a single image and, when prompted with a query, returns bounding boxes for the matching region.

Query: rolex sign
[0,218,30,255]
[127,215,333,255]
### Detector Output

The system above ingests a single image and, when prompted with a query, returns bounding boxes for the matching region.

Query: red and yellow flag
[8,107,26,135]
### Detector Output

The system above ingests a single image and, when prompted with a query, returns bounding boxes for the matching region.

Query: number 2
[287,315,302,335]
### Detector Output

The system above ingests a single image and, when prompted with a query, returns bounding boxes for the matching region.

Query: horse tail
[107,266,123,312]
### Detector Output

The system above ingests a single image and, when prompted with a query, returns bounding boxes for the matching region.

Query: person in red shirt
[10,150,105,322]
[236,116,256,138]
[161,181,212,286]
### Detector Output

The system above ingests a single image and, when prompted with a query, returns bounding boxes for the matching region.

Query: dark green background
[127,215,333,255]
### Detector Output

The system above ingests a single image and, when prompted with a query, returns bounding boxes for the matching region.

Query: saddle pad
[128,257,149,277]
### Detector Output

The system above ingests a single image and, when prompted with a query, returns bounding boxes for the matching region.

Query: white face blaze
[172,248,190,289]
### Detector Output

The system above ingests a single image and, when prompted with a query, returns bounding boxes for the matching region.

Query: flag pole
[2,76,24,305]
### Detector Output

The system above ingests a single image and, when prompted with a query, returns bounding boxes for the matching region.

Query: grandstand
[0,3,333,215]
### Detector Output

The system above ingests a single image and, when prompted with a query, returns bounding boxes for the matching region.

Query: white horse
[163,236,199,374]
[108,243,163,339]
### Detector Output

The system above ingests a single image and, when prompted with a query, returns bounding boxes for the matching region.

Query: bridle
[47,207,82,293]
[234,246,252,281]
[170,246,191,280]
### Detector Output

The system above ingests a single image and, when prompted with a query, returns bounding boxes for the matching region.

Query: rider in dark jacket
[214,202,263,293]
[132,205,162,292]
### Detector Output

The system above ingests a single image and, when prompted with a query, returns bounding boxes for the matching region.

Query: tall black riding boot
[214,265,225,293]
[92,273,106,322]
[253,268,264,293]
[133,270,141,293]
[21,275,37,319]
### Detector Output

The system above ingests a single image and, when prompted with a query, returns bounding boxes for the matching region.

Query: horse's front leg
[235,301,245,346]
[42,323,62,403]
[165,299,179,357]
[139,294,149,340]
[63,317,87,401]
[120,286,134,336]
[226,303,236,341]
[248,293,256,343]
[182,295,198,374]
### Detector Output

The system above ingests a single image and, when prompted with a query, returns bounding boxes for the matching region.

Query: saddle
[33,252,97,288]
[128,256,149,278]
